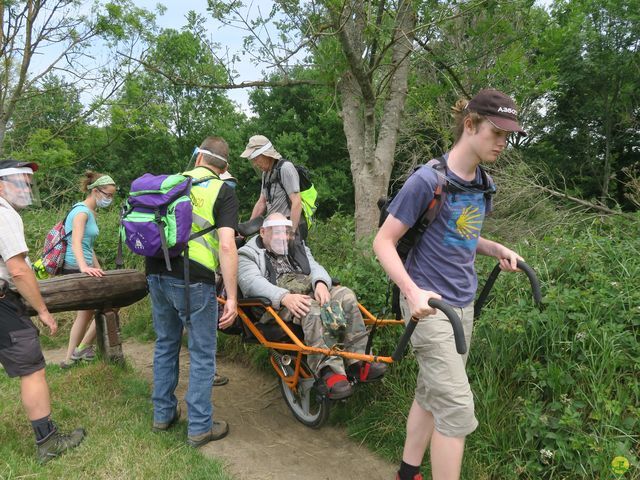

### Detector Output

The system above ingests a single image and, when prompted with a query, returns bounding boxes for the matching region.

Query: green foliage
[523,0,640,205]
[13,129,76,170]
[102,20,246,193]
[312,213,639,478]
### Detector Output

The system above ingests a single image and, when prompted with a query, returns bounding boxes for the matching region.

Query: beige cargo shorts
[400,295,478,438]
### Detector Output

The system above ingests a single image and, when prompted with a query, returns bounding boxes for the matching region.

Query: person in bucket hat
[241,135,308,240]
[0,159,85,463]
[374,89,525,480]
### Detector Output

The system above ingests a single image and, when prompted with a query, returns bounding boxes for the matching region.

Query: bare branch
[330,1,376,104]
[415,37,471,98]
[118,51,326,90]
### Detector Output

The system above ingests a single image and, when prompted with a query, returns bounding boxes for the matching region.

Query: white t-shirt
[0,196,29,286]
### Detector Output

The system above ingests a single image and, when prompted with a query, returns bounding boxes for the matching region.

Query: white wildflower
[540,449,555,465]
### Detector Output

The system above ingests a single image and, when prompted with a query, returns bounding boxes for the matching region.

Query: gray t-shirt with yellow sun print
[387,154,492,307]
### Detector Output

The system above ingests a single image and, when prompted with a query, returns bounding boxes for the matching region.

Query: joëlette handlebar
[391,298,465,362]
[474,259,543,318]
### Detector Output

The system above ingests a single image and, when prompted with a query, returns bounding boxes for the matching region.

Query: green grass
[0,361,233,480]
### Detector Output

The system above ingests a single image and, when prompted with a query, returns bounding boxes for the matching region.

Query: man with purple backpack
[143,136,239,447]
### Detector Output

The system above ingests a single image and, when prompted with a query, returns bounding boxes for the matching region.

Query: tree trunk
[0,119,6,155]
[340,72,386,240]
[602,125,611,203]
[337,0,416,239]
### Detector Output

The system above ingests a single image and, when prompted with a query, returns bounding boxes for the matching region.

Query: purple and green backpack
[119,173,216,270]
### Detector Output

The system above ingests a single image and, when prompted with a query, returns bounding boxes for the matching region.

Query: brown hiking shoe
[187,420,229,447]
[152,405,181,432]
[36,427,85,464]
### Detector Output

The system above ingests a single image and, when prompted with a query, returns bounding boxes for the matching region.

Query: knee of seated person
[331,286,358,305]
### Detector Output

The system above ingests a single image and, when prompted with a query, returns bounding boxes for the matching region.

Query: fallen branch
[533,184,636,219]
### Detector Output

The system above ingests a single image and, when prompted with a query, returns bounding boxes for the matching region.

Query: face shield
[0,169,40,210]
[262,219,294,256]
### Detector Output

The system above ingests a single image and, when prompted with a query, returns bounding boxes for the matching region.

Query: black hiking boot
[36,427,86,464]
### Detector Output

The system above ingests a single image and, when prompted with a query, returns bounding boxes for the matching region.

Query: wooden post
[95,310,124,364]
[14,269,148,364]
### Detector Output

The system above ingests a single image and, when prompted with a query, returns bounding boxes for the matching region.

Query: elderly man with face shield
[0,160,85,463]
[238,213,387,399]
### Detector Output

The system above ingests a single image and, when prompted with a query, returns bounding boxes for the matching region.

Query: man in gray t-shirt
[241,135,307,239]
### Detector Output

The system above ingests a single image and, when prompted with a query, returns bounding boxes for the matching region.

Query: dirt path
[44,342,397,480]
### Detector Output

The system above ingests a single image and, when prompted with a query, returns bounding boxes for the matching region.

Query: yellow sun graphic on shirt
[456,206,483,239]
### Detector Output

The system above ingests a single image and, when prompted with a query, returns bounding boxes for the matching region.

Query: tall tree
[105,16,245,187]
[208,0,420,238]
[0,0,154,153]
[527,0,639,204]
[395,0,554,168]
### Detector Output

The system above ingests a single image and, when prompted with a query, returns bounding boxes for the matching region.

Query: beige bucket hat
[240,135,282,160]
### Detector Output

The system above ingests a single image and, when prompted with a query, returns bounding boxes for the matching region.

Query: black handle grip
[392,298,466,362]
[474,259,543,318]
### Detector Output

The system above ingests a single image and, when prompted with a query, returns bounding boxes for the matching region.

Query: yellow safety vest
[181,166,224,272]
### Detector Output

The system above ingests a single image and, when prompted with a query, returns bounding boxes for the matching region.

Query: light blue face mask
[96,197,112,208]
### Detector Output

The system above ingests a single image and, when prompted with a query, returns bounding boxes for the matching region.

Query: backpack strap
[264,159,288,205]
[190,174,219,185]
[395,156,447,262]
[478,165,496,202]
[182,173,222,323]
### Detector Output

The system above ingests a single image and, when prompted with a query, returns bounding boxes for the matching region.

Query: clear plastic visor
[263,225,294,255]
[0,173,40,209]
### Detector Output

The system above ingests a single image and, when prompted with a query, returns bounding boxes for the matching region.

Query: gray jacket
[238,236,332,309]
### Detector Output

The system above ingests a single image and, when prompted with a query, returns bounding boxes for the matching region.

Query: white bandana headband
[0,167,34,177]
[196,147,228,164]
[262,218,293,228]
[248,142,273,160]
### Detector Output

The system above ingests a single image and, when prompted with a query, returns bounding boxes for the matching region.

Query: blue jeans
[147,274,218,436]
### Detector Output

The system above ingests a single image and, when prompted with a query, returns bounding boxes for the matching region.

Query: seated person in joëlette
[237,213,387,399]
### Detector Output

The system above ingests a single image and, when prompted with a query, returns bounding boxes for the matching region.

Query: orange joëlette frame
[217,297,404,366]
